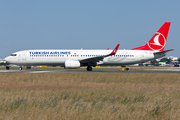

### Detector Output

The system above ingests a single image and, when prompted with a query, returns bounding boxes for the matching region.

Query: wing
[80,44,120,65]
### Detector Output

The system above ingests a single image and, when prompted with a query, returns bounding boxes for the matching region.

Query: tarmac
[0,67,180,74]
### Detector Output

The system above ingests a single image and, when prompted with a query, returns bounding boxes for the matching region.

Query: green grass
[0,73,180,119]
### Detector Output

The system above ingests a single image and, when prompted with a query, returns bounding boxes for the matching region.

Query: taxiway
[0,67,180,74]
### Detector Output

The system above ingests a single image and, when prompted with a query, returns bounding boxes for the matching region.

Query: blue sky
[0,1,179,58]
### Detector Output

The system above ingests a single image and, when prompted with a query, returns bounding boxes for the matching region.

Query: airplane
[4,22,173,71]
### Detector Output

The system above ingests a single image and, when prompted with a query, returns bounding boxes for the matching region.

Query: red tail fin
[131,22,171,51]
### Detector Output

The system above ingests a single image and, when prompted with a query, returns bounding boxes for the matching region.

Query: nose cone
[4,56,11,63]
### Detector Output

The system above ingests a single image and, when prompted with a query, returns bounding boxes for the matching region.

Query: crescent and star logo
[147,32,166,51]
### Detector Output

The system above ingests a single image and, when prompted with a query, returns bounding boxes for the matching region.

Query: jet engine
[64,60,80,68]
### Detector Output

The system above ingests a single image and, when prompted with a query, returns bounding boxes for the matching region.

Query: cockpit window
[11,54,17,56]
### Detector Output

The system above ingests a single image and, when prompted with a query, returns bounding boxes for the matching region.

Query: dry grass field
[0,72,180,120]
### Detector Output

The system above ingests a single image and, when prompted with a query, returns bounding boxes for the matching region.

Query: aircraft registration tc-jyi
[5,22,173,71]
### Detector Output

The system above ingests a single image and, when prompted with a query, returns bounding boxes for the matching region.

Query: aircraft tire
[86,66,92,71]
[26,66,31,69]
[19,67,23,70]
[6,66,9,70]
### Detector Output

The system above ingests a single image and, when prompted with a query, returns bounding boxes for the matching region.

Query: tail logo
[147,32,166,51]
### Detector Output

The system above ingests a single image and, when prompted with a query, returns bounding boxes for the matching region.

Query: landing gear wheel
[19,67,23,70]
[6,66,9,70]
[26,66,31,69]
[86,66,92,71]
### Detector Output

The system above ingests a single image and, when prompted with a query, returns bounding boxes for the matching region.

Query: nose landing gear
[19,67,23,70]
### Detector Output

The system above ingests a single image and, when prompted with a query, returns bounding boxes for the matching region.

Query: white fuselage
[4,49,165,67]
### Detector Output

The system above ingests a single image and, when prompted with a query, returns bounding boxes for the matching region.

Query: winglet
[109,44,120,55]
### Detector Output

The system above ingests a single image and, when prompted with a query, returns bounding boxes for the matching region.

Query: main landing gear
[26,66,31,69]
[6,66,9,70]
[86,66,92,71]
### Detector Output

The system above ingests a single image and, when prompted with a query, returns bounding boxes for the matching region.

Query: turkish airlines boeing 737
[5,22,173,71]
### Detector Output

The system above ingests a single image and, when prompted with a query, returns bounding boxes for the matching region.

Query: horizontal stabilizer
[153,49,174,55]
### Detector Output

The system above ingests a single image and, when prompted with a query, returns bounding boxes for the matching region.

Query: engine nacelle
[64,60,80,69]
